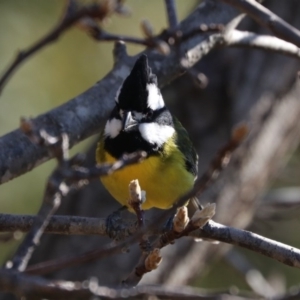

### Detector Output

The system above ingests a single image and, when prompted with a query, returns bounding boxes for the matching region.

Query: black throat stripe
[104,130,161,158]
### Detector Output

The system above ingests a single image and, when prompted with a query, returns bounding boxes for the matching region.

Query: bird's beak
[122,111,137,131]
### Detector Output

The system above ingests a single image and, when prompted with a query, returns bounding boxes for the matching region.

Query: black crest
[117,55,157,112]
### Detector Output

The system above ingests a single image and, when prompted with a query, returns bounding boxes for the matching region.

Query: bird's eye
[146,109,153,119]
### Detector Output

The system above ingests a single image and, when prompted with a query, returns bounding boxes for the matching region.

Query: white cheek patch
[139,123,175,146]
[104,118,122,138]
[147,83,165,110]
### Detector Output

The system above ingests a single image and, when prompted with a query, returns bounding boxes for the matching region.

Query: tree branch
[0,0,240,184]
[223,29,300,59]
[2,210,300,273]
[0,0,122,93]
[79,17,171,56]
[220,0,300,47]
[0,214,138,237]
[164,0,179,31]
[8,131,71,272]
[25,124,248,276]
[0,269,256,300]
[195,220,300,268]
[7,120,145,272]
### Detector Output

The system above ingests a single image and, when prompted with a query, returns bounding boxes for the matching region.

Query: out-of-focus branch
[274,289,300,300]
[0,0,240,184]
[2,1,299,186]
[79,18,171,56]
[223,30,300,59]
[220,0,300,47]
[123,205,215,287]
[0,0,124,93]
[25,124,247,276]
[164,0,178,31]
[7,119,145,272]
[225,249,277,298]
[156,68,300,285]
[8,126,73,272]
[0,269,257,300]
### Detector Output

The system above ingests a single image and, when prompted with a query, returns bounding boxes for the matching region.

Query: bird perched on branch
[96,55,197,211]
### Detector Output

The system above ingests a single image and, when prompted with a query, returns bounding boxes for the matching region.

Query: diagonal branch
[220,0,300,47]
[223,29,300,59]
[0,1,240,184]
[9,148,145,272]
[7,120,145,272]
[164,0,179,31]
[25,124,247,276]
[195,220,300,268]
[0,0,121,93]
[8,131,71,272]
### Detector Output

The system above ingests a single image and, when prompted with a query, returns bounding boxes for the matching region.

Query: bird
[96,54,198,211]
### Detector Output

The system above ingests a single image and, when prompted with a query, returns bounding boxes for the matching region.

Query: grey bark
[1,0,300,298]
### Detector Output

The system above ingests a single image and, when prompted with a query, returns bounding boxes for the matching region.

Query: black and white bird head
[104,55,175,154]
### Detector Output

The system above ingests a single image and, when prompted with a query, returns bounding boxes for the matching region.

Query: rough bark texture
[1,0,300,298]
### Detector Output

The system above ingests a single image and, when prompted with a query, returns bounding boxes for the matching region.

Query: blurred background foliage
[0,0,197,276]
[0,0,197,213]
[1,0,300,295]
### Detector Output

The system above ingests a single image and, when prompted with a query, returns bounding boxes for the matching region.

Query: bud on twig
[141,19,154,38]
[145,248,162,271]
[173,206,189,233]
[191,203,216,228]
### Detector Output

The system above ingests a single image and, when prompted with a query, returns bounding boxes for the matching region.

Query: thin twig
[3,212,300,272]
[8,119,145,272]
[8,132,71,272]
[194,220,300,268]
[0,213,137,236]
[123,204,215,287]
[25,124,248,276]
[0,0,118,93]
[95,30,151,46]
[2,210,300,273]
[79,17,171,55]
[79,17,151,46]
[143,122,248,247]
[25,236,134,275]
[0,1,240,184]
[220,0,300,47]
[164,0,178,31]
[223,29,300,59]
[0,269,257,300]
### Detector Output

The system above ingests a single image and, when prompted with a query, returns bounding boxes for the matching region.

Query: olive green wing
[173,117,198,177]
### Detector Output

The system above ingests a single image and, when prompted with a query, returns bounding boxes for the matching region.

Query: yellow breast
[96,138,194,210]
